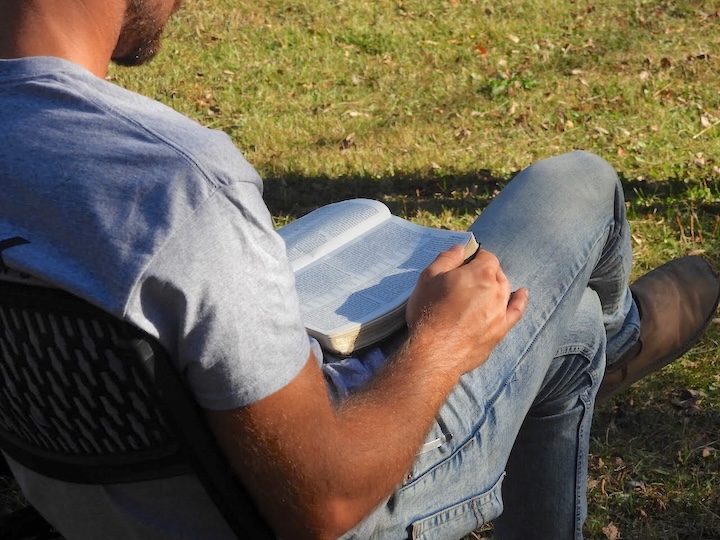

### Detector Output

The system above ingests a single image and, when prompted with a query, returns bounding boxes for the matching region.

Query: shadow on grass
[264,170,720,264]
[263,170,720,219]
[263,169,506,218]
[589,385,720,540]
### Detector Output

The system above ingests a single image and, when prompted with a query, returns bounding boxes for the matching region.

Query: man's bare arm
[205,247,528,540]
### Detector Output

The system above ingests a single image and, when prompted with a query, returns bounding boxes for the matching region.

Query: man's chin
[112,54,154,67]
[111,50,159,67]
[111,36,162,67]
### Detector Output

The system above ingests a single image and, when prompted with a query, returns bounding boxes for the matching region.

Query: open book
[277,199,479,355]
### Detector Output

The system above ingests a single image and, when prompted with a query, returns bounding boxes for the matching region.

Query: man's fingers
[422,244,467,278]
[506,288,529,327]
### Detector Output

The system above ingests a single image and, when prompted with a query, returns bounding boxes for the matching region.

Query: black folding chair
[0,279,274,539]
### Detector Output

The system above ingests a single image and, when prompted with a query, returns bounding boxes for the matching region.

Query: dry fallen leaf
[345,111,370,118]
[339,132,355,151]
[455,127,471,140]
[682,388,703,399]
[625,479,645,491]
[603,522,620,540]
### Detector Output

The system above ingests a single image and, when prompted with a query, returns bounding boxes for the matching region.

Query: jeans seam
[555,343,597,360]
[410,471,505,537]
[459,218,612,444]
[576,388,594,538]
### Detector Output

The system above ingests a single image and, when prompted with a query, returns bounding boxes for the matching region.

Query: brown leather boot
[596,256,720,405]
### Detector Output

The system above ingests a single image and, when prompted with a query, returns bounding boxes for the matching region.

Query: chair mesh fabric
[0,307,171,456]
[0,282,188,482]
[0,281,275,539]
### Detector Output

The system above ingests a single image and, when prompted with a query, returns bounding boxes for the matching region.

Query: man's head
[112,0,182,67]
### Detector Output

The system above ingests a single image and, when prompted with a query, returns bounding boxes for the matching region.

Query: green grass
[6,1,720,538]
[109,0,720,538]
[111,0,720,185]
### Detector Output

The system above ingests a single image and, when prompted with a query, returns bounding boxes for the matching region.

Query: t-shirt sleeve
[124,181,310,410]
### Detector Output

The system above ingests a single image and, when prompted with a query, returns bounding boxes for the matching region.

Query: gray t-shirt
[0,56,311,410]
[0,56,323,539]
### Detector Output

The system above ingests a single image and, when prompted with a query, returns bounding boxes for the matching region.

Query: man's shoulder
[0,56,266,316]
[1,56,256,191]
[96,71,255,191]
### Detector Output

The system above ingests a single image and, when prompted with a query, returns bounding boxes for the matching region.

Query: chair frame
[0,279,274,539]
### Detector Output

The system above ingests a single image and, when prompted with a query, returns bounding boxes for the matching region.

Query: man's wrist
[397,327,465,388]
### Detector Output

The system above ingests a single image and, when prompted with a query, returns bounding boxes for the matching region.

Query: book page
[277,199,391,272]
[295,217,473,337]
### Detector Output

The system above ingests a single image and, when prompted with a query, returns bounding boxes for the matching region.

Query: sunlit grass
[24,0,720,538]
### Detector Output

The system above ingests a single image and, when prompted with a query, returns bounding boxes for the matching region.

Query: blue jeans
[352,151,641,539]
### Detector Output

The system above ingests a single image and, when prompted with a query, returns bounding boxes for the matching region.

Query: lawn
[5,0,720,538]
[116,1,720,538]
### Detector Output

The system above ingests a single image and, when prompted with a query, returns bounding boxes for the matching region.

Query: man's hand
[206,246,527,540]
[406,244,528,376]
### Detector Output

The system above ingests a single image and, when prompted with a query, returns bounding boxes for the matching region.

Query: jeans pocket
[409,472,505,540]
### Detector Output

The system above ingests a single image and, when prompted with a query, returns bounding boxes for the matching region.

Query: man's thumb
[423,244,467,278]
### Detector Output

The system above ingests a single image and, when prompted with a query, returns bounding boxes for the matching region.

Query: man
[0,1,718,539]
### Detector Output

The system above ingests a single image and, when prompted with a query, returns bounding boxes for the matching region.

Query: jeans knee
[566,150,619,202]
[520,150,620,223]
